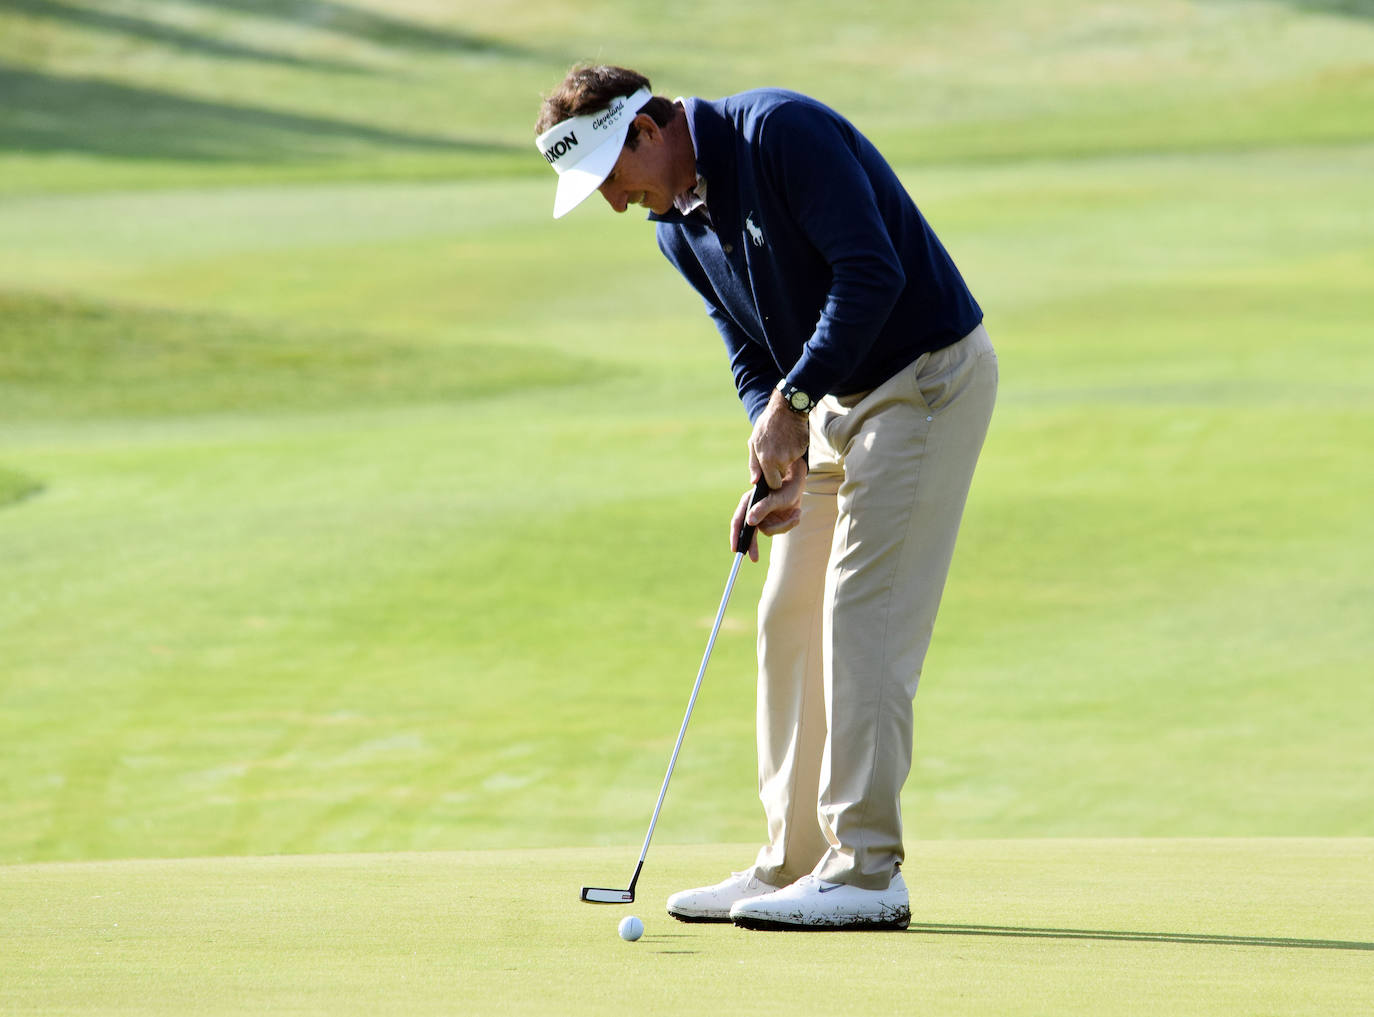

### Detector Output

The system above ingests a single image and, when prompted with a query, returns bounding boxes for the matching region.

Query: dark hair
[536,64,675,148]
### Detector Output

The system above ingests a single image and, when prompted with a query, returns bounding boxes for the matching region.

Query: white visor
[536,87,652,218]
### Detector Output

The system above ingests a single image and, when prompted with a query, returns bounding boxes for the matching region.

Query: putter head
[581,886,634,904]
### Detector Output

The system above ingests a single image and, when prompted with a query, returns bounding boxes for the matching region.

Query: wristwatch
[777,379,815,414]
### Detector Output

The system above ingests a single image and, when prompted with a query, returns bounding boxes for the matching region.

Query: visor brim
[551,124,628,218]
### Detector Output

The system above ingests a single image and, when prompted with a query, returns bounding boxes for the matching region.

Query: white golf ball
[618,915,644,942]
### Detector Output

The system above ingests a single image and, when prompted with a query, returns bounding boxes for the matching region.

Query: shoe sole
[732,909,911,933]
[667,909,733,923]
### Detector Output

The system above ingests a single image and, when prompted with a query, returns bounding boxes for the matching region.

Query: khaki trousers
[750,324,997,890]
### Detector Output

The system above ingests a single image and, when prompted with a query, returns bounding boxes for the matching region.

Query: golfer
[536,65,997,931]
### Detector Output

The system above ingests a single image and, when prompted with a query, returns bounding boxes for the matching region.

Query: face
[598,116,676,215]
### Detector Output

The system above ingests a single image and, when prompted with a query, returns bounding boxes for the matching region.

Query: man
[535,65,997,931]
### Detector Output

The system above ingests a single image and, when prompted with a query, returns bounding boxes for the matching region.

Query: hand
[748,389,810,490]
[729,457,808,562]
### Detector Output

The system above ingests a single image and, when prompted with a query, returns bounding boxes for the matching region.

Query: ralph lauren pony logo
[746,213,765,247]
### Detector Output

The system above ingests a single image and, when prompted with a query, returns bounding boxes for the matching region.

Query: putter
[581,475,773,904]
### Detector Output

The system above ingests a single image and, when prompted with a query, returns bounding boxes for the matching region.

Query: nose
[598,182,628,214]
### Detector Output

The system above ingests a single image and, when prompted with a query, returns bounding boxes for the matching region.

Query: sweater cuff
[742,384,773,425]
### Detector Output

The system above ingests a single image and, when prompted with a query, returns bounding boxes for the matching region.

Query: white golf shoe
[666,870,783,923]
[729,872,911,931]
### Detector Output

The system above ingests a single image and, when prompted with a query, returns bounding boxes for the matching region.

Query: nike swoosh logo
[817,883,844,893]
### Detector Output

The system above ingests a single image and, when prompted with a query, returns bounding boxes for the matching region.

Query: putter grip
[735,475,773,554]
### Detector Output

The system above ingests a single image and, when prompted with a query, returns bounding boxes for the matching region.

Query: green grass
[1,0,1371,191]
[1,841,1371,1016]
[2,144,1368,862]
[0,290,608,418]
[1,2,1372,1012]
[0,465,44,507]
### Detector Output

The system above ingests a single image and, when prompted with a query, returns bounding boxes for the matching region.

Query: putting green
[2,840,1369,1016]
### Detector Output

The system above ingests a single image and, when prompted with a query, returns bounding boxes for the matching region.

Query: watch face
[789,391,810,411]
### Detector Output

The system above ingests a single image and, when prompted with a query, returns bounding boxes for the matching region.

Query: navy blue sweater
[649,90,982,423]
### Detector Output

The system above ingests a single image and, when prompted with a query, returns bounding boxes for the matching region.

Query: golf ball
[618,915,644,942]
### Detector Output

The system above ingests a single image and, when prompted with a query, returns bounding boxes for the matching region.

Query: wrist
[776,378,815,414]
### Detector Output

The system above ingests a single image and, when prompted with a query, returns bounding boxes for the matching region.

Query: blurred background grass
[0,0,1371,864]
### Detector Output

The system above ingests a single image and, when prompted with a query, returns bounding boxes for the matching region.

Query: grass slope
[1,0,1371,876]
[0,290,608,417]
[1,841,1371,1017]
[0,0,1371,191]
[2,148,1369,863]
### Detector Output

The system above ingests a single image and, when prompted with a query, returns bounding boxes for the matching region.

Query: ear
[633,113,662,143]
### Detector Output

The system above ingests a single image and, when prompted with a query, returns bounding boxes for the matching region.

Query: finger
[729,491,751,551]
[746,491,775,527]
[759,508,802,537]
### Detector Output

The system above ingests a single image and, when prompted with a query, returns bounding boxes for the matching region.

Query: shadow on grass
[911,923,1374,952]
[0,290,612,419]
[0,65,520,161]
[1264,0,1374,15]
[173,0,530,56]
[6,0,371,74]
[1196,0,1374,15]
[0,468,45,510]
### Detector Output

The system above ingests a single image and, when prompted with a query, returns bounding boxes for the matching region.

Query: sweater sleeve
[656,226,779,422]
[760,103,906,398]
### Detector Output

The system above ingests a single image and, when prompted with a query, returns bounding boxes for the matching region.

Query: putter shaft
[582,476,771,903]
[631,549,746,883]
